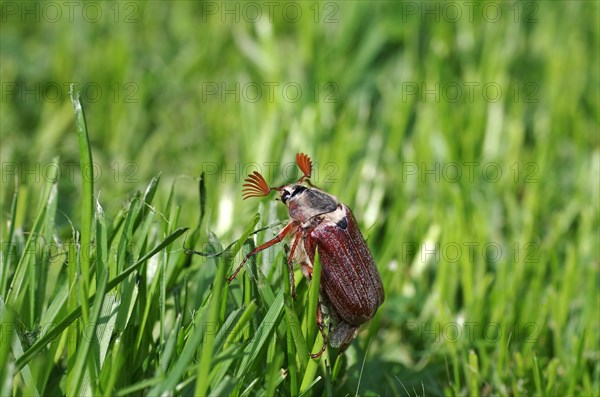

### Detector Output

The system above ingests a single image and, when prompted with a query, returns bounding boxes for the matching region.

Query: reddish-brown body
[307,206,383,321]
[303,204,384,348]
[229,153,384,356]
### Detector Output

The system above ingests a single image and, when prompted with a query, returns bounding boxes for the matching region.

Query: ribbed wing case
[306,205,384,326]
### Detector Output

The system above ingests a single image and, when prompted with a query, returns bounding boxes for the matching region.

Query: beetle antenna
[296,153,312,183]
[242,171,273,200]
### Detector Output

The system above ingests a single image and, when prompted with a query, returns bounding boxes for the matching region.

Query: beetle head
[242,153,313,201]
[243,153,339,222]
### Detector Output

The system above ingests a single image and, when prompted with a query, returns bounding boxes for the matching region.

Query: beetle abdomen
[306,205,384,326]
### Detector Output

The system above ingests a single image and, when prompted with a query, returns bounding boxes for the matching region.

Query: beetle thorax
[280,184,339,223]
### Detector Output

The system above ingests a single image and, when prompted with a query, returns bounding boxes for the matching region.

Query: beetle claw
[309,328,327,358]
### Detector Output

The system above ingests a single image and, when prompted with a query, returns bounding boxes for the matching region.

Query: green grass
[1,1,599,395]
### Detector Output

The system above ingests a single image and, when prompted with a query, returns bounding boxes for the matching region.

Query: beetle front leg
[309,303,328,359]
[286,232,303,299]
[227,221,298,282]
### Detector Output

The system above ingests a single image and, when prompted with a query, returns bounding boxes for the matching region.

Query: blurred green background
[1,1,599,395]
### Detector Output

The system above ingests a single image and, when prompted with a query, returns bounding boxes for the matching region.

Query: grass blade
[0,187,18,297]
[5,157,58,307]
[236,290,285,379]
[70,87,94,311]
[305,249,322,357]
[0,298,40,396]
[194,248,228,395]
[67,202,108,395]
[14,227,188,371]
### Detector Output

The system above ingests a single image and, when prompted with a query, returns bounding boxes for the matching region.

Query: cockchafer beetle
[228,153,384,358]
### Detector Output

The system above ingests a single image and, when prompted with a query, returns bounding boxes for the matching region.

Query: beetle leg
[286,232,302,300]
[227,221,298,282]
[309,303,328,359]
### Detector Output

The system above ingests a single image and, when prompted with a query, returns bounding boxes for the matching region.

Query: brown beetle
[228,153,384,357]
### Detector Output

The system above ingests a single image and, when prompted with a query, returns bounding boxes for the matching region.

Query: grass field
[1,1,599,396]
